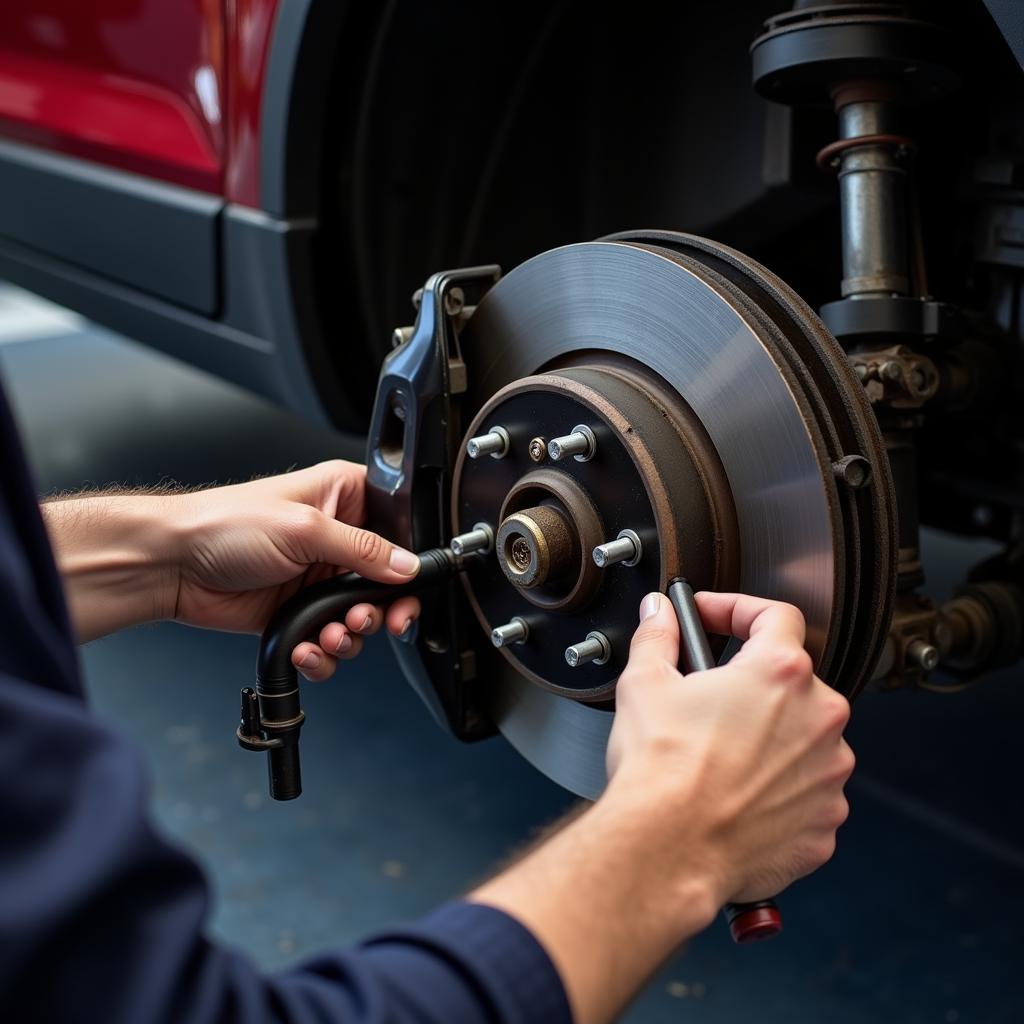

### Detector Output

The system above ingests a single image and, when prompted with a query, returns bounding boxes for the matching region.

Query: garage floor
[1,285,1022,1023]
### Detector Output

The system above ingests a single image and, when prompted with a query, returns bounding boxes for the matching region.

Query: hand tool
[238,547,463,800]
[667,577,785,945]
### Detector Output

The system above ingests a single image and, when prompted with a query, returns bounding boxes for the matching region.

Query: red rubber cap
[728,905,783,944]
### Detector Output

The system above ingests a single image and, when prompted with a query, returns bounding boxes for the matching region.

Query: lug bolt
[565,631,611,668]
[593,529,642,568]
[450,523,494,556]
[466,426,510,459]
[548,424,597,462]
[528,437,547,463]
[907,638,940,672]
[491,617,529,648]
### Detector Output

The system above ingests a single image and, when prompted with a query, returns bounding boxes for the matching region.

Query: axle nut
[496,505,577,590]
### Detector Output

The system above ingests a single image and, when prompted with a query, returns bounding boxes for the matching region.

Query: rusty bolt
[832,454,872,489]
[880,360,903,382]
[528,437,547,463]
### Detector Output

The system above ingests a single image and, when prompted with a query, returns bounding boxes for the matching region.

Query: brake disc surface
[456,236,893,798]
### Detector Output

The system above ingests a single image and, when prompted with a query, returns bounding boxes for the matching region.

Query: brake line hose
[238,547,462,800]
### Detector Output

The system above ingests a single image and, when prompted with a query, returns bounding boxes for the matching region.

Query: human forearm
[469,787,720,1024]
[40,494,181,642]
[39,464,423,661]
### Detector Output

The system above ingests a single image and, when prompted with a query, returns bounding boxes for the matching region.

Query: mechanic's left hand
[172,461,421,680]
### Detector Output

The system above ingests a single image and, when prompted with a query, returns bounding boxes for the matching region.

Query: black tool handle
[666,578,784,944]
[241,547,460,800]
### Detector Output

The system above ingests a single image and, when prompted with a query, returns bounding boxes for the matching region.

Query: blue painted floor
[1,288,1022,1022]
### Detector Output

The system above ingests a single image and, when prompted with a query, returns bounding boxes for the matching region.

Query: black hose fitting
[238,547,461,800]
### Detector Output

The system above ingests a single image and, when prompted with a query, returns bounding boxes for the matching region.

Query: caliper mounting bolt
[450,523,494,556]
[548,424,597,463]
[466,426,510,460]
[491,618,529,648]
[593,529,643,568]
[565,631,611,667]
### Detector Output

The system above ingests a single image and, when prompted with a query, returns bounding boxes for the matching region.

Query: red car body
[0,0,280,204]
[0,2,1021,432]
[0,0,362,427]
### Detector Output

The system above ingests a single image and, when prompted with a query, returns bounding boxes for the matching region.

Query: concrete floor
[1,284,1022,1023]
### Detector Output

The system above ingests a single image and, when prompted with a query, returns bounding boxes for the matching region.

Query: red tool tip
[728,904,783,944]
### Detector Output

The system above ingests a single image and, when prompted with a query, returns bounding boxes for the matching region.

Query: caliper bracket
[365,265,501,740]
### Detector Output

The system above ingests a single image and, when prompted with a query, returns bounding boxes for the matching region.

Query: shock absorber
[822,81,915,302]
[751,1,959,682]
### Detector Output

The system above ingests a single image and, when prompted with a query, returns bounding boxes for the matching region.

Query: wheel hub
[454,363,738,704]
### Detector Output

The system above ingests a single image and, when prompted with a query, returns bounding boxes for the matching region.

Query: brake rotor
[453,232,896,798]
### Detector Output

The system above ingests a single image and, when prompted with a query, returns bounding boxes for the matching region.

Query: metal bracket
[365,265,501,741]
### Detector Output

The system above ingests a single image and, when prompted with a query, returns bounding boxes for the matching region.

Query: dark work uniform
[0,379,571,1024]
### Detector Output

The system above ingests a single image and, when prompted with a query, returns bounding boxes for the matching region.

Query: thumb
[310,515,421,583]
[627,592,680,672]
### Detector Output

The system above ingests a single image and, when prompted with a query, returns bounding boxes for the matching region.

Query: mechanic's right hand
[605,591,854,907]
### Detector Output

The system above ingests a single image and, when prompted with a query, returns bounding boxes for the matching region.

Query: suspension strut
[751,1,959,683]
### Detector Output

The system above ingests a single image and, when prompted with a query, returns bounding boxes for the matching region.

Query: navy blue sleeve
[0,672,571,1024]
[0,377,572,1024]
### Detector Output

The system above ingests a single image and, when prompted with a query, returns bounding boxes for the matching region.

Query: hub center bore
[497,503,579,591]
[510,537,531,570]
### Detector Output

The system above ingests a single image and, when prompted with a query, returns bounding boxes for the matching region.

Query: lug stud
[491,617,529,648]
[450,523,494,556]
[466,426,510,459]
[548,424,596,463]
[565,631,611,667]
[593,529,642,568]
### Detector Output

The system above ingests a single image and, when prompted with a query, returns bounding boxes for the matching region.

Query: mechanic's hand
[605,591,854,905]
[172,461,421,679]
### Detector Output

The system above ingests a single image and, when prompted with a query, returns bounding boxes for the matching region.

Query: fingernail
[300,651,321,669]
[358,614,373,633]
[400,617,414,636]
[389,547,420,576]
[336,634,353,654]
[641,593,663,621]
